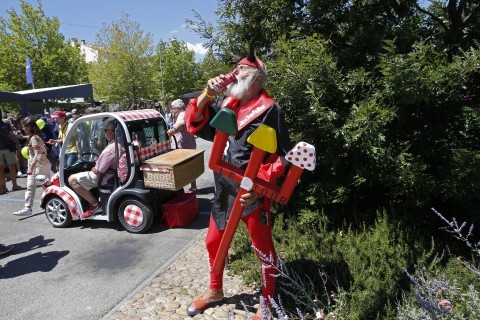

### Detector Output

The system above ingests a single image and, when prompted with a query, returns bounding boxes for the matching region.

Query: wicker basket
[141,149,204,190]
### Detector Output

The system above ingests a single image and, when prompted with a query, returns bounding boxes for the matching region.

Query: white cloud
[186,42,208,55]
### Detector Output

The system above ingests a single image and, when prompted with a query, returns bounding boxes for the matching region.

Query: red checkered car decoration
[133,137,170,163]
[41,185,80,220]
[115,109,162,122]
[123,204,144,227]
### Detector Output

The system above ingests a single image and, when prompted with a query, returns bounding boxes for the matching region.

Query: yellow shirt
[58,122,78,154]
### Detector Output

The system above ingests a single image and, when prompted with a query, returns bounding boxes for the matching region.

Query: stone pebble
[108,230,263,320]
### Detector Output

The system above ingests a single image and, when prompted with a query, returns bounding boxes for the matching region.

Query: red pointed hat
[237,57,262,69]
[236,57,265,70]
[237,45,266,72]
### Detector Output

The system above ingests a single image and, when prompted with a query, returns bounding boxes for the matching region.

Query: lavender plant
[432,208,480,277]
[398,266,457,319]
[398,208,480,319]
[236,246,346,320]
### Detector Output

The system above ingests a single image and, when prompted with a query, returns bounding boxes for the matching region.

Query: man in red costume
[185,56,292,319]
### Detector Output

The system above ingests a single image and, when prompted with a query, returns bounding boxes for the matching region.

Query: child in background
[13,117,51,216]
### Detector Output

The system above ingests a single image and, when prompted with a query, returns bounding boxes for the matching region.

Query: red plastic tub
[161,192,198,228]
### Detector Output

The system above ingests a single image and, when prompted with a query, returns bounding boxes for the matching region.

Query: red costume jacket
[185,91,292,230]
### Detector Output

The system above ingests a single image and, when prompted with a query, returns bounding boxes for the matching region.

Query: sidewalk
[105,230,261,320]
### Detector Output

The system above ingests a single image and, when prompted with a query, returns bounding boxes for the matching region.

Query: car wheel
[45,196,73,228]
[117,199,154,233]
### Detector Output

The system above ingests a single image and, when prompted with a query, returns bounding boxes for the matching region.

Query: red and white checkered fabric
[41,185,80,220]
[123,204,144,227]
[134,140,170,163]
[115,109,161,122]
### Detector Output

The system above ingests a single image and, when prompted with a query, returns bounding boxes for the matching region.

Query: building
[71,39,98,63]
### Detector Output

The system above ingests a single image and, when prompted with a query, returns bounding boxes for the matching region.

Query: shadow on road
[0,250,69,279]
[78,220,124,231]
[6,235,55,255]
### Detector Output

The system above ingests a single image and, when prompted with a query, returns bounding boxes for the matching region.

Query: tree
[153,39,198,104]
[190,0,478,69]
[410,0,480,59]
[0,0,88,108]
[88,13,155,106]
[196,49,230,90]
[187,0,303,60]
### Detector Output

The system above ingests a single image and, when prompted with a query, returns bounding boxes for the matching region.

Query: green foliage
[0,0,88,112]
[215,0,303,56]
[196,49,230,90]
[230,209,421,319]
[374,42,480,218]
[334,213,410,319]
[88,13,155,106]
[208,0,479,68]
[205,1,480,319]
[266,34,480,227]
[154,39,198,104]
[267,34,350,216]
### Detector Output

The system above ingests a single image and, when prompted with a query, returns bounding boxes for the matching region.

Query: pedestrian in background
[167,99,197,192]
[0,117,25,195]
[47,110,78,167]
[39,116,57,173]
[11,117,27,176]
[13,117,51,216]
[164,107,173,129]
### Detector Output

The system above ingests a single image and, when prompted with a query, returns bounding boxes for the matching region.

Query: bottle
[213,72,236,93]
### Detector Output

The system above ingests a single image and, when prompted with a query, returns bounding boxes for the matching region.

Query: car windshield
[62,117,115,167]
[61,115,168,168]
[84,118,107,155]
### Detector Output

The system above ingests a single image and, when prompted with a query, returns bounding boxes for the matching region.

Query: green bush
[229,209,427,319]
[228,31,480,320]
[268,35,480,227]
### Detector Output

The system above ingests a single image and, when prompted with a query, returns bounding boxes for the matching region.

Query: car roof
[113,109,162,122]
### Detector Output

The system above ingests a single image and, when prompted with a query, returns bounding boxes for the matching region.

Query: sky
[0,0,219,57]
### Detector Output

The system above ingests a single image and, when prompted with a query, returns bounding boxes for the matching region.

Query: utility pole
[159,43,165,108]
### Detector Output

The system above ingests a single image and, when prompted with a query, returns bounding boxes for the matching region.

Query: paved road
[0,139,213,320]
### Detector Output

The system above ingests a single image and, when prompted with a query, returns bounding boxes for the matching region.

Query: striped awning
[115,109,162,122]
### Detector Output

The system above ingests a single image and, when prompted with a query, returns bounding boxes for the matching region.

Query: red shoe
[81,203,100,218]
[186,289,224,316]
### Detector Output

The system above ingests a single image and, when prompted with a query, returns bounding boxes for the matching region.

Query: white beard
[224,72,257,99]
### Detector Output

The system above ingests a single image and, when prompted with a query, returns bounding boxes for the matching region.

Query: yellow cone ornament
[21,146,29,159]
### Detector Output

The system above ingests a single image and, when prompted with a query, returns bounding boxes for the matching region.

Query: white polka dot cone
[286,142,316,171]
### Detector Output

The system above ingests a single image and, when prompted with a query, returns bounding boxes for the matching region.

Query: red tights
[205,208,277,300]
